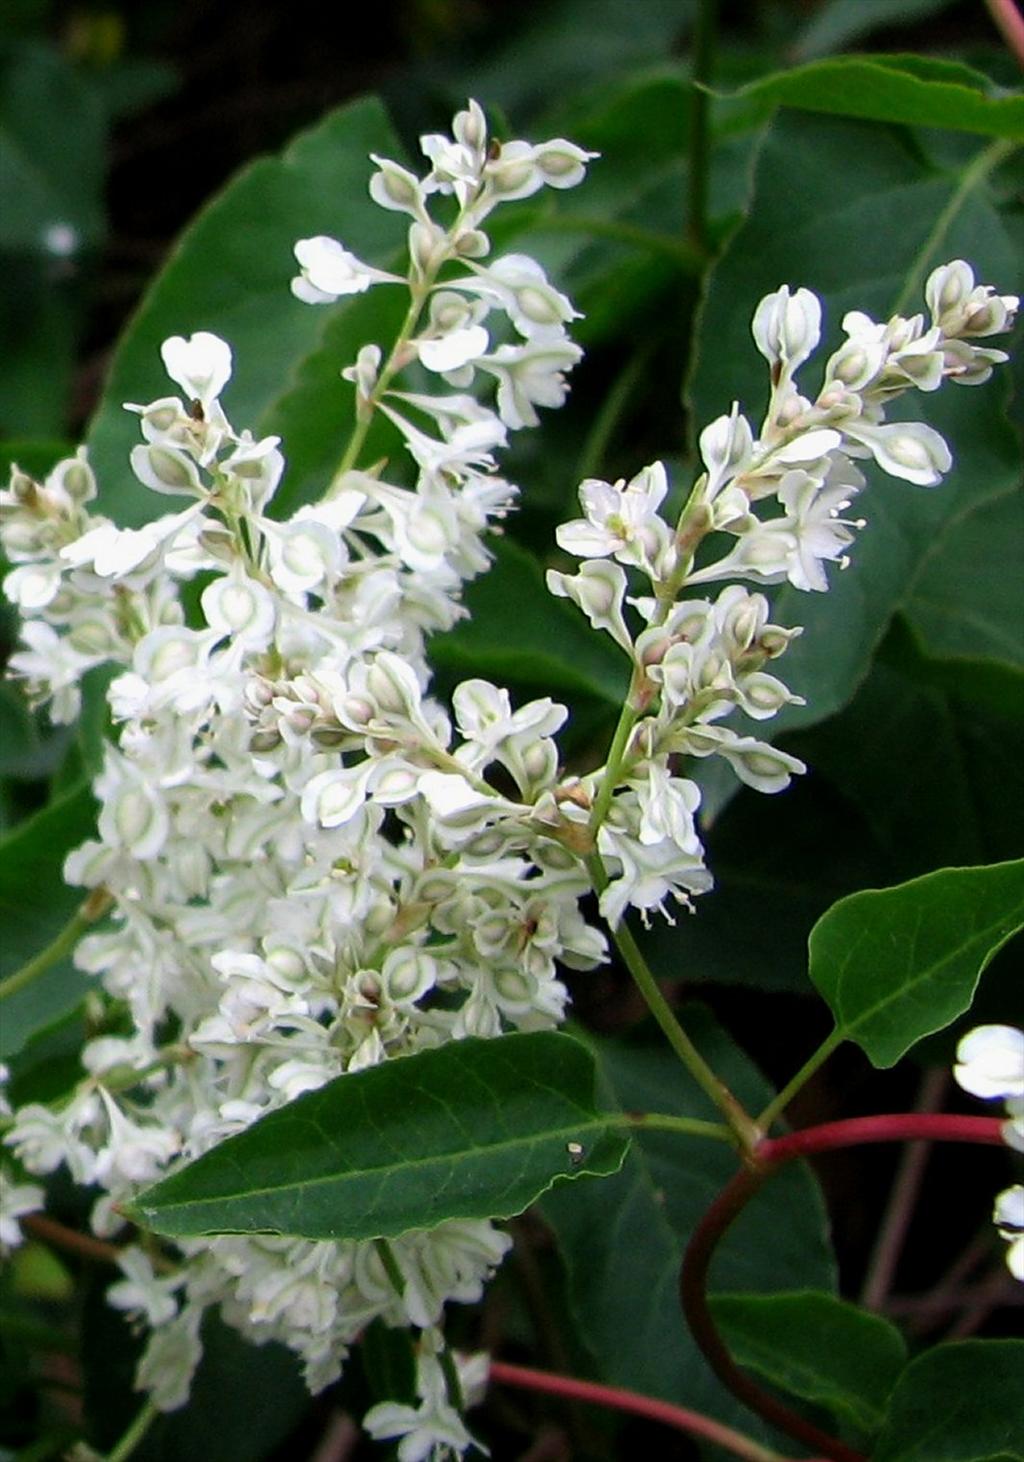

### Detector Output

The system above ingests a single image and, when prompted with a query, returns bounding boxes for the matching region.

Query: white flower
[0,1168,44,1250]
[556,462,668,570]
[160,332,233,409]
[201,568,277,650]
[291,236,400,304]
[108,1248,185,1327]
[135,1307,204,1411]
[546,560,633,656]
[841,419,952,487]
[954,1025,1024,1101]
[752,285,821,373]
[993,1185,1024,1282]
[477,338,582,430]
[363,1327,479,1462]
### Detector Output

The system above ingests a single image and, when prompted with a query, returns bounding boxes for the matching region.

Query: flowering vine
[0,94,1019,1461]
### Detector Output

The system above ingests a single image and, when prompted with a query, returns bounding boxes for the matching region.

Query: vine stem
[0,888,113,1004]
[680,1114,1005,1462]
[986,0,1024,69]
[488,1360,795,1461]
[585,852,761,1153]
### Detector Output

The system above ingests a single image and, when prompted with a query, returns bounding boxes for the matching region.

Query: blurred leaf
[731,54,1024,138]
[809,858,1024,1066]
[643,773,884,992]
[872,1340,1024,1462]
[0,41,106,250]
[792,0,962,61]
[542,1012,835,1433]
[86,58,179,120]
[0,784,96,1060]
[82,1292,308,1462]
[85,97,407,525]
[455,0,692,118]
[902,489,1024,718]
[9,1243,72,1303]
[689,110,1020,736]
[0,42,104,437]
[712,1291,906,1438]
[430,537,629,706]
[795,651,1024,879]
[130,1032,629,1240]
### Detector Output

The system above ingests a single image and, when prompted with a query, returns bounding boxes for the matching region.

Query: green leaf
[792,0,961,61]
[809,859,1024,1066]
[85,97,406,526]
[729,55,1024,138]
[542,1012,835,1433]
[795,648,1024,880]
[454,0,692,119]
[0,43,106,438]
[903,489,1024,719]
[688,110,1021,737]
[872,1340,1024,1462]
[430,537,628,707]
[0,784,97,1060]
[129,1032,629,1240]
[712,1291,907,1438]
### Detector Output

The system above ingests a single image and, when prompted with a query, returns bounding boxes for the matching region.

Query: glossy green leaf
[809,859,1024,1066]
[430,537,629,707]
[689,111,1020,737]
[130,1032,629,1240]
[85,97,406,525]
[712,1291,907,1437]
[729,55,1024,138]
[542,1012,835,1434]
[872,1340,1024,1462]
[0,784,97,1060]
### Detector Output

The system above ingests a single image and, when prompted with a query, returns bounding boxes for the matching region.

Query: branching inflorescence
[0,99,1018,1456]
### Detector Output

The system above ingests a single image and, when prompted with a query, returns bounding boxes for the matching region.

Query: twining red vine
[679,1114,1007,1462]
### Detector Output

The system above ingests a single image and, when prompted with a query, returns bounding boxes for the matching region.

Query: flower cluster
[954,1024,1024,1282]
[0,83,1017,1458]
[0,102,598,1436]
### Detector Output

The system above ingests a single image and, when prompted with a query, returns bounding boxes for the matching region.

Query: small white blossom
[291,236,400,303]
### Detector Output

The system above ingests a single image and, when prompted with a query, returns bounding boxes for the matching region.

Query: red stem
[488,1360,803,1461]
[986,0,1024,70]
[758,1114,1004,1165]
[680,1113,1007,1462]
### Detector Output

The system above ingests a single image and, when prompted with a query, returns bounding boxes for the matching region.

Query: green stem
[586,852,760,1154]
[756,1028,842,1132]
[104,1401,158,1462]
[439,1343,466,1414]
[687,0,718,257]
[0,889,112,1004]
[890,137,1018,316]
[374,1236,407,1296]
[329,286,430,492]
[622,1112,733,1143]
[587,700,640,836]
